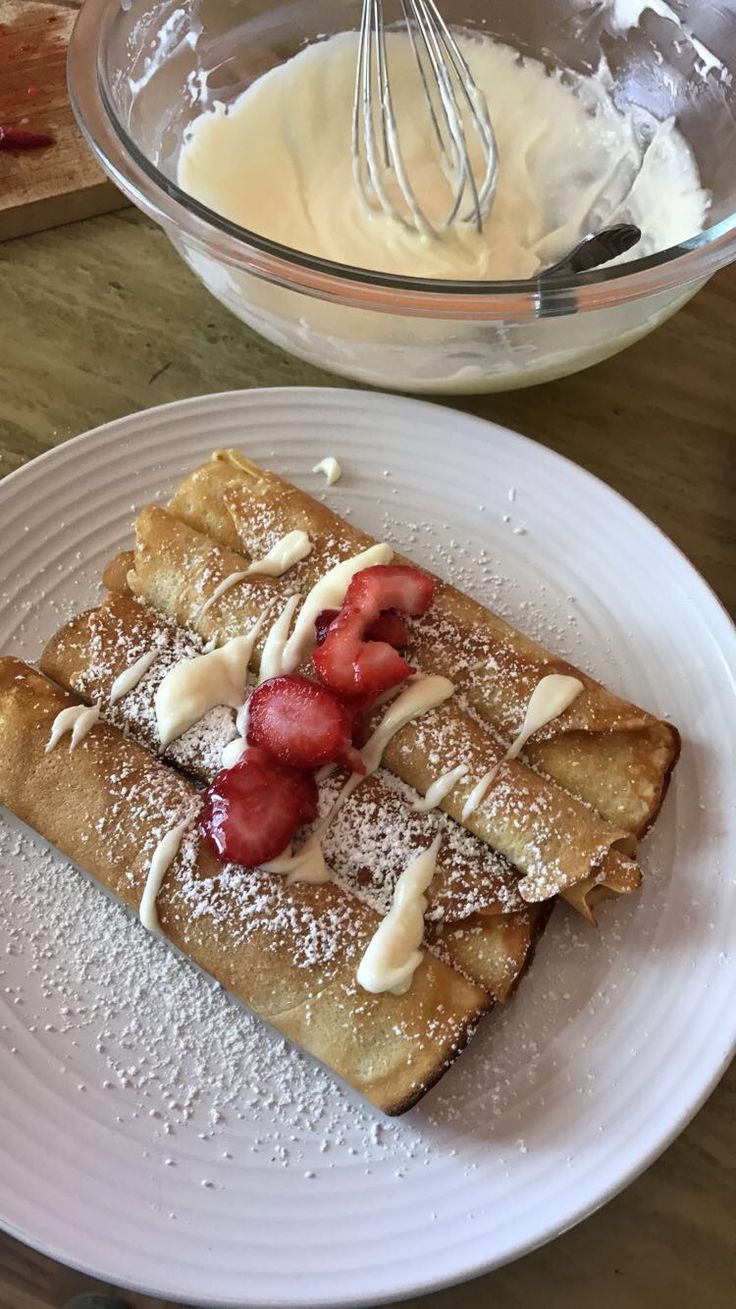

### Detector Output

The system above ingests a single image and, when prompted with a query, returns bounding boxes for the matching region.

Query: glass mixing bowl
[69,0,736,394]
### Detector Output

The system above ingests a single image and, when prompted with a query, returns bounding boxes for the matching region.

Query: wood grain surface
[0,208,734,1309]
[0,0,123,241]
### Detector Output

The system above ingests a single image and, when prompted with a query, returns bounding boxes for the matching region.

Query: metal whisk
[352,0,498,238]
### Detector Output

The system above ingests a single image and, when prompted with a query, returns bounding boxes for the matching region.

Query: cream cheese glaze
[197,533,311,620]
[139,819,192,933]
[219,699,252,769]
[280,543,393,674]
[412,763,469,813]
[246,530,312,578]
[258,593,301,682]
[196,571,251,620]
[313,457,342,486]
[356,835,442,996]
[45,703,101,753]
[462,673,584,819]
[178,30,708,280]
[109,649,159,705]
[155,621,263,746]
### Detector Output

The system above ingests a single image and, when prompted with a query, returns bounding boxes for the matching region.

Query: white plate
[0,388,734,1309]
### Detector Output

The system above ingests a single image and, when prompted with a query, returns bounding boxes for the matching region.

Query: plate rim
[1,383,733,656]
[0,385,735,1308]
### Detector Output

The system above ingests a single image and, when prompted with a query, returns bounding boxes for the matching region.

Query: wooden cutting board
[0,0,125,241]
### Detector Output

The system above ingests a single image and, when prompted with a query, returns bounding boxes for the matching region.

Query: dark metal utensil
[539,223,642,279]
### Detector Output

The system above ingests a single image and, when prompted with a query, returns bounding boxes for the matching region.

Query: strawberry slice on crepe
[313,565,435,701]
[247,675,364,773]
[199,746,319,867]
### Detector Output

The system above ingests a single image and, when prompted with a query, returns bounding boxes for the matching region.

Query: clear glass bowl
[69,0,736,394]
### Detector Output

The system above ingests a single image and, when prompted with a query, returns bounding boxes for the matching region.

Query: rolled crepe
[105,504,640,910]
[0,657,489,1115]
[41,591,545,1001]
[168,452,679,838]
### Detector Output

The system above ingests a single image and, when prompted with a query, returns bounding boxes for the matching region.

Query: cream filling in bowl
[177,30,709,281]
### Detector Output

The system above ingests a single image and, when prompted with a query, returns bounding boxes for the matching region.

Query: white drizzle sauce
[139,819,191,932]
[356,835,442,995]
[263,833,330,885]
[220,737,247,769]
[279,543,393,674]
[461,769,498,822]
[235,700,251,736]
[109,649,159,705]
[219,699,252,768]
[45,703,101,753]
[155,619,264,747]
[361,674,455,773]
[197,571,251,620]
[258,593,301,682]
[312,456,342,486]
[412,762,469,813]
[246,529,312,576]
[197,532,312,619]
[509,673,585,757]
[461,673,584,820]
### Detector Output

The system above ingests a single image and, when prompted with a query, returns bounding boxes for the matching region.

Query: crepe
[104,504,641,913]
[0,657,489,1115]
[168,451,679,838]
[41,591,546,1001]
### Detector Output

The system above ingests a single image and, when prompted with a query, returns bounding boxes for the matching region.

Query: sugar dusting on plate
[0,801,648,1205]
[0,817,442,1185]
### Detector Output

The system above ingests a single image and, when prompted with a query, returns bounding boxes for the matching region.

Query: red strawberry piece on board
[199,746,318,867]
[247,675,365,773]
[0,125,55,151]
[313,565,435,701]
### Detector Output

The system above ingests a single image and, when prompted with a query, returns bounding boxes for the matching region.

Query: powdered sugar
[314,767,524,921]
[74,601,239,778]
[0,805,645,1185]
[0,817,420,1162]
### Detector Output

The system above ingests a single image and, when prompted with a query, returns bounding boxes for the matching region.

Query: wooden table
[0,209,734,1309]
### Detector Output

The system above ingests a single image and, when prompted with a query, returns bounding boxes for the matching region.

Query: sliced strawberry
[353,639,415,691]
[342,698,368,740]
[247,675,365,773]
[313,565,433,701]
[315,607,408,649]
[0,125,55,151]
[313,609,414,700]
[366,610,409,648]
[314,608,340,646]
[199,746,318,867]
[346,565,435,620]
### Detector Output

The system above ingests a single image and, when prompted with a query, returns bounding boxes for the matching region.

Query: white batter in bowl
[177,30,709,281]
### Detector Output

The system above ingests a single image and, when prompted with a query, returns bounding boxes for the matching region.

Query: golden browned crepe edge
[103,549,134,594]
